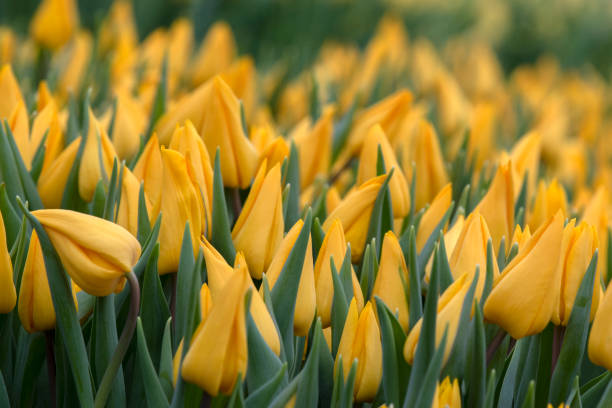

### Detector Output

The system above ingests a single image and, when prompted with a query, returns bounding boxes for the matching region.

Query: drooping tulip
[371,231,410,331]
[32,209,141,297]
[30,0,78,49]
[335,300,382,402]
[264,219,316,336]
[314,219,364,327]
[181,263,248,396]
[322,175,386,261]
[0,212,16,313]
[484,211,564,338]
[232,162,284,279]
[357,124,410,218]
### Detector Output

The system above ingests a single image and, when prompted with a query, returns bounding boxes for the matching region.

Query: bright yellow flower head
[30,0,78,49]
[432,377,462,408]
[191,21,236,86]
[133,134,163,217]
[528,179,568,232]
[0,64,23,120]
[0,211,16,313]
[416,183,452,252]
[38,138,81,209]
[589,280,612,371]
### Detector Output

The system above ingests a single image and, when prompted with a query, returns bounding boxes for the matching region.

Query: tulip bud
[251,125,289,170]
[104,89,147,160]
[314,219,364,327]
[509,131,541,200]
[467,101,497,169]
[191,22,236,86]
[511,224,532,251]
[589,280,612,371]
[220,57,256,122]
[265,219,316,336]
[528,179,568,232]
[78,108,118,201]
[28,103,61,170]
[425,214,465,282]
[416,183,452,252]
[30,0,78,49]
[181,263,248,396]
[474,160,514,252]
[291,106,334,188]
[403,120,450,211]
[0,212,16,313]
[434,71,471,137]
[551,220,599,326]
[9,101,30,166]
[56,32,92,101]
[201,239,281,355]
[335,300,382,402]
[404,273,470,365]
[326,186,341,214]
[32,209,141,297]
[581,186,609,282]
[18,231,56,332]
[157,148,204,275]
[484,211,564,338]
[133,134,163,216]
[372,231,410,331]
[232,162,284,279]
[322,175,386,261]
[0,64,23,120]
[117,166,147,237]
[432,377,462,408]
[37,137,81,209]
[357,124,410,218]
[0,29,15,66]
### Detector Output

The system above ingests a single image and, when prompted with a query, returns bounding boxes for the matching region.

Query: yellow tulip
[9,101,30,167]
[434,70,471,137]
[201,239,281,355]
[0,64,22,120]
[78,108,118,201]
[528,179,568,232]
[98,0,138,55]
[371,231,410,331]
[37,137,81,209]
[33,103,63,173]
[30,0,78,49]
[404,273,470,365]
[335,300,382,402]
[156,77,259,188]
[0,212,16,313]
[251,125,290,170]
[432,377,462,408]
[104,89,147,160]
[416,183,452,252]
[232,162,284,279]
[265,219,316,337]
[511,224,532,251]
[357,124,410,218]
[0,29,15,66]
[326,187,341,215]
[314,218,364,327]
[167,18,193,80]
[551,220,599,326]
[32,209,141,297]
[322,175,386,261]
[291,106,334,188]
[36,80,55,112]
[468,101,497,169]
[589,280,612,371]
[18,231,56,332]
[220,57,257,122]
[117,166,147,237]
[581,186,609,282]
[484,212,564,338]
[474,160,514,252]
[156,148,203,275]
[133,134,163,216]
[403,120,450,211]
[56,32,92,101]
[181,262,248,396]
[509,131,541,200]
[447,211,500,297]
[191,21,236,86]
[425,214,465,282]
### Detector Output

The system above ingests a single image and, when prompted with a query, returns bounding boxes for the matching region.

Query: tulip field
[3,0,612,407]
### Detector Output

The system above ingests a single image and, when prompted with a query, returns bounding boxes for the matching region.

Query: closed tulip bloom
[357,124,410,218]
[104,89,147,160]
[511,224,532,251]
[291,106,334,188]
[56,32,92,101]
[581,186,609,284]
[28,102,62,169]
[314,219,364,327]
[509,131,541,200]
[528,179,568,231]
[0,29,15,66]
[0,64,23,119]
[18,231,57,332]
[133,134,163,216]
[372,231,410,331]
[425,215,465,282]
[447,211,500,297]
[467,102,497,170]
[251,125,289,170]
[37,137,81,209]
[30,0,78,49]
[416,183,452,252]
[432,377,462,408]
[117,166,147,237]
[78,109,118,201]
[181,263,248,396]
[551,220,600,326]
[157,149,203,275]
[335,300,382,402]
[202,240,281,355]
[32,209,141,297]
[474,160,514,252]
[484,212,564,338]
[0,212,16,313]
[403,120,450,211]
[232,162,284,279]
[191,21,236,86]
[589,281,612,371]
[10,101,30,165]
[323,175,386,261]
[37,107,64,175]
[220,57,257,121]
[265,219,316,336]
[326,187,341,214]
[404,273,470,364]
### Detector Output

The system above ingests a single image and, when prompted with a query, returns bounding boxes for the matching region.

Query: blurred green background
[3,0,612,78]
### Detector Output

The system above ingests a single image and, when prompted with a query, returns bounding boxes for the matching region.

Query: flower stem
[231,188,242,219]
[551,325,565,374]
[94,271,140,408]
[486,329,507,366]
[45,330,56,408]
